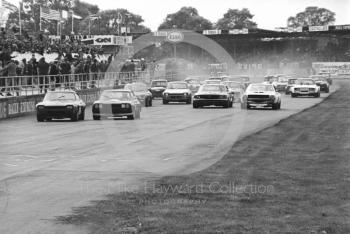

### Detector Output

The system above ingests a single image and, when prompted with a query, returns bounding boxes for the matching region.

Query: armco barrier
[0,88,102,120]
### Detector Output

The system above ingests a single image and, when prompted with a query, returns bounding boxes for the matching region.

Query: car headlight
[37,105,44,109]
[164,93,168,96]
[66,105,74,109]
[94,103,102,109]
[194,95,200,99]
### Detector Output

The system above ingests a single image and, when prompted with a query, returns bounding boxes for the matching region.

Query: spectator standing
[59,58,71,88]
[49,61,59,89]
[37,57,50,93]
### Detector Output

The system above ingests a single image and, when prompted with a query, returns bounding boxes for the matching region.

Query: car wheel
[149,99,152,106]
[278,102,281,109]
[272,103,278,110]
[186,98,191,104]
[79,109,85,120]
[291,93,297,98]
[93,115,100,120]
[37,115,44,122]
[127,114,135,120]
[162,99,168,104]
[223,101,229,108]
[193,102,199,108]
[71,110,79,121]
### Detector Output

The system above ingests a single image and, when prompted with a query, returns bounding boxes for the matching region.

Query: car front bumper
[150,90,165,97]
[37,107,76,119]
[163,94,191,102]
[193,99,228,106]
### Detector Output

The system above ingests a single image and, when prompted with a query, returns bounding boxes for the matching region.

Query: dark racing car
[149,79,168,98]
[310,76,330,93]
[36,90,86,122]
[92,90,141,120]
[193,84,233,108]
[124,82,153,106]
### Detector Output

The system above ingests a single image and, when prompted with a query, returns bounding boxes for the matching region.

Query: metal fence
[0,71,179,98]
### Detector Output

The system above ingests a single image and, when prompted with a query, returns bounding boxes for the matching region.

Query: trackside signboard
[312,62,350,76]
[166,31,184,43]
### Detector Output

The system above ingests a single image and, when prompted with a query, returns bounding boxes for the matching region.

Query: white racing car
[241,83,281,110]
[290,78,320,98]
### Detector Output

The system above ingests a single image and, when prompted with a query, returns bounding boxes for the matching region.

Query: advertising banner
[93,35,114,45]
[312,62,350,75]
[309,25,329,32]
[229,29,249,34]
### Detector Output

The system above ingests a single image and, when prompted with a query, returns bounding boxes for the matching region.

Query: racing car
[290,78,320,98]
[241,83,281,110]
[193,84,233,108]
[149,79,168,98]
[272,76,289,92]
[285,78,297,95]
[184,77,201,93]
[36,90,86,122]
[223,81,244,103]
[92,89,141,120]
[162,81,192,104]
[310,76,330,93]
[124,82,153,106]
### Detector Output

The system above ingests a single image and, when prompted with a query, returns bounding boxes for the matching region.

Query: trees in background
[158,7,212,31]
[287,7,335,27]
[216,8,257,30]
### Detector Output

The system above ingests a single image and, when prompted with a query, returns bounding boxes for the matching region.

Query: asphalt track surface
[0,85,338,234]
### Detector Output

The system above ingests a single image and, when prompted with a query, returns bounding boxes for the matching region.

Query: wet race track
[0,85,339,234]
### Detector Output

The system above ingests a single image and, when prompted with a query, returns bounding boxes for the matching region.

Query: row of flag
[1,0,82,21]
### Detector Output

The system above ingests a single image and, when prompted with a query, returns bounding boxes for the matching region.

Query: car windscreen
[278,77,288,82]
[125,83,147,92]
[247,85,275,92]
[100,91,133,101]
[295,80,315,85]
[167,83,188,89]
[201,85,226,92]
[44,92,76,101]
[288,79,297,84]
[151,81,167,87]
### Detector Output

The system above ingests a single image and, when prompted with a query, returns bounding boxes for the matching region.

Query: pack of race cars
[35,73,332,121]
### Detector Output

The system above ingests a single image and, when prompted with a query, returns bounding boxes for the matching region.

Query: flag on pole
[2,0,18,12]
[89,14,100,20]
[22,1,31,14]
[40,6,60,20]
[72,12,82,19]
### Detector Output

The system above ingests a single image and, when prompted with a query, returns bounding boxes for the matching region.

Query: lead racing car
[193,84,233,108]
[36,90,86,122]
[92,90,141,120]
[290,78,320,98]
[241,83,281,110]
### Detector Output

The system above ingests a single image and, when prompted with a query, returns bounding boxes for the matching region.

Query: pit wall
[0,88,101,120]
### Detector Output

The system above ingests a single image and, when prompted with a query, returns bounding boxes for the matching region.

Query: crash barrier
[0,88,102,120]
[0,71,180,98]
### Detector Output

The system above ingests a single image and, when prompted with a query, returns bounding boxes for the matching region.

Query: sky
[5,0,350,30]
[81,0,350,30]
